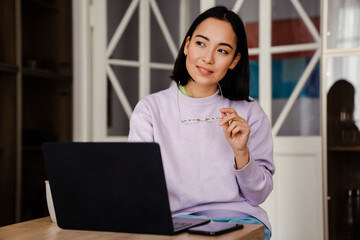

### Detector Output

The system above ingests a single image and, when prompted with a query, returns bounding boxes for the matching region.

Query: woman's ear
[183,36,190,56]
[229,53,241,70]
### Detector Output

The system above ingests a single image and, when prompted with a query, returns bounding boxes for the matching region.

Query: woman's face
[184,17,241,88]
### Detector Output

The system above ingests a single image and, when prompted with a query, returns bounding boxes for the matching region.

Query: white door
[196,1,324,239]
[257,0,323,239]
[73,0,323,239]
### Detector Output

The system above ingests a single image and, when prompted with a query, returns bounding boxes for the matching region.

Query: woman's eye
[218,49,229,54]
[196,41,205,47]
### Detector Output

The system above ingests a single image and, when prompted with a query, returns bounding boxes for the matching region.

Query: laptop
[42,142,210,235]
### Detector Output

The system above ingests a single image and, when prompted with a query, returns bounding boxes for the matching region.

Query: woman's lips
[197,66,213,75]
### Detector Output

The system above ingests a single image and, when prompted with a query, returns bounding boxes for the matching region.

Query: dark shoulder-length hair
[170,6,251,101]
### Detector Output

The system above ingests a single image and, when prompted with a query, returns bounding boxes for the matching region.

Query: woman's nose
[202,50,215,64]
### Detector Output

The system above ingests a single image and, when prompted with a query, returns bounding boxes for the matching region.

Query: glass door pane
[107,0,139,136]
[272,0,320,47]
[272,51,320,136]
[327,0,360,49]
[271,0,320,136]
[106,0,185,137]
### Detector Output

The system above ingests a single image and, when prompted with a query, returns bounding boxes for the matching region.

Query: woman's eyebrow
[194,34,234,49]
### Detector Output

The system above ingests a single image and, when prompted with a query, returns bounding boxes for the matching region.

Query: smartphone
[188,222,243,236]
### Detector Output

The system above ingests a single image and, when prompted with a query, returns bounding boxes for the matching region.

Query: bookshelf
[0,0,72,226]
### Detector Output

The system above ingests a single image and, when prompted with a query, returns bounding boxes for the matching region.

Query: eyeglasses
[177,83,224,125]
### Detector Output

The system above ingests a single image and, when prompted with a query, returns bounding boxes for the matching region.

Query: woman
[128,6,274,239]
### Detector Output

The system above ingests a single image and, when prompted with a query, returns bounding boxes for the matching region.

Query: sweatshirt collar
[172,85,223,107]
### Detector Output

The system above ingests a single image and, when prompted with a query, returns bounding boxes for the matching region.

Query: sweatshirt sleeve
[128,99,154,142]
[234,103,275,206]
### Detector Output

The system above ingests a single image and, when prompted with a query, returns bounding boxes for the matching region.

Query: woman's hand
[219,108,250,169]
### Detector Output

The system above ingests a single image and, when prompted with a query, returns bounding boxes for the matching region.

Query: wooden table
[0,217,264,240]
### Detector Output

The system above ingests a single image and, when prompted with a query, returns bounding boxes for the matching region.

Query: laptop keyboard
[173,221,194,231]
[172,217,210,233]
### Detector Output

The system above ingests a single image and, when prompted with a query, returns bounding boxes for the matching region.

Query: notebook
[41,142,210,235]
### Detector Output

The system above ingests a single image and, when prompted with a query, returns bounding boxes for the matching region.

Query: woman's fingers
[226,120,250,137]
[226,124,240,137]
[219,113,237,126]
[219,108,251,137]
[220,108,251,153]
[219,108,245,126]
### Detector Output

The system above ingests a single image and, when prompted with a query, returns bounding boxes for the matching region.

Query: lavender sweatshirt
[128,85,275,231]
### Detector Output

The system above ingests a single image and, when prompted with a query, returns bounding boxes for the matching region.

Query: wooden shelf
[22,146,42,151]
[328,146,360,152]
[0,63,18,73]
[22,0,58,12]
[22,68,72,82]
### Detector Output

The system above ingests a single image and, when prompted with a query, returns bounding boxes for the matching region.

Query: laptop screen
[42,142,175,234]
